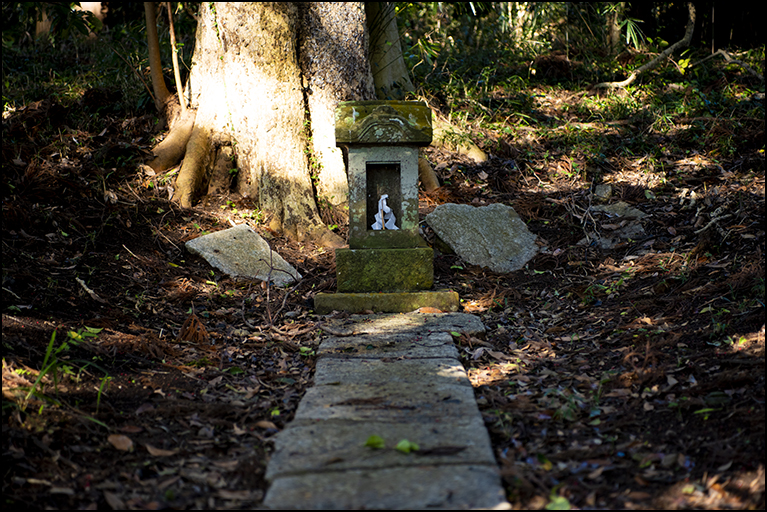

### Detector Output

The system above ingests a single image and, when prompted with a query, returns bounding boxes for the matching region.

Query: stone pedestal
[335,247,433,293]
[314,101,459,314]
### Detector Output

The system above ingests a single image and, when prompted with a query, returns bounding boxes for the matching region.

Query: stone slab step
[314,357,470,387]
[292,381,480,423]
[265,418,495,478]
[263,313,510,510]
[318,331,459,359]
[265,465,509,510]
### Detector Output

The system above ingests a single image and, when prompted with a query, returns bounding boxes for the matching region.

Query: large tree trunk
[169,2,375,247]
[298,3,376,209]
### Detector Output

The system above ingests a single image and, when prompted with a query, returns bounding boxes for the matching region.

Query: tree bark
[366,2,415,100]
[594,3,696,90]
[606,3,623,56]
[297,3,376,210]
[144,2,171,110]
[171,2,375,247]
[145,2,191,174]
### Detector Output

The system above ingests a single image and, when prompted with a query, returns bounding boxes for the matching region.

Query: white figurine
[371,194,398,230]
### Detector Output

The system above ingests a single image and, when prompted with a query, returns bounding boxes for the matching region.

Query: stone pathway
[264,312,511,509]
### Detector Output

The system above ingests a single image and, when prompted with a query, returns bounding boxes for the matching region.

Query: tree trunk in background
[144,2,170,110]
[366,2,414,100]
[175,2,374,247]
[594,3,696,90]
[606,2,624,56]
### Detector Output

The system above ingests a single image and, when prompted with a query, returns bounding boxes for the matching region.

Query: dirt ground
[3,79,765,509]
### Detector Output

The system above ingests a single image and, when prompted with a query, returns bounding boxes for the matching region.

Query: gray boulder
[425,203,538,273]
[185,224,301,286]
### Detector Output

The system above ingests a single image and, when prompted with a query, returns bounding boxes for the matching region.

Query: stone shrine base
[335,247,433,293]
[314,290,459,314]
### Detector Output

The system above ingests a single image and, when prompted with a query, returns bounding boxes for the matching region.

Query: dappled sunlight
[2,1,764,509]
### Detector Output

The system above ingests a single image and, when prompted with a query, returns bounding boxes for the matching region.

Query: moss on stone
[335,101,432,146]
[336,247,433,292]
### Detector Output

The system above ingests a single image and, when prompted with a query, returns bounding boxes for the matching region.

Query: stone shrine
[314,101,458,314]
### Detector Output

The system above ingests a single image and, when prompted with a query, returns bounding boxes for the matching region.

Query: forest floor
[3,46,765,509]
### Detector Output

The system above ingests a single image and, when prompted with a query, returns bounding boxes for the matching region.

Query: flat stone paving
[264,312,511,510]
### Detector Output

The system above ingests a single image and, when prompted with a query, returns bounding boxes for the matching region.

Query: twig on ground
[76,277,107,304]
[692,49,764,82]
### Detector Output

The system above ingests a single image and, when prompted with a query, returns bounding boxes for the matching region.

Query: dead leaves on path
[177,312,210,345]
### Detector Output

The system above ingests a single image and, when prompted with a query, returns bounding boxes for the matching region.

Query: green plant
[24,326,108,413]
[395,439,420,453]
[701,306,730,340]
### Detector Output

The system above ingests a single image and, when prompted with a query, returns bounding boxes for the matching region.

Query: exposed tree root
[148,108,196,173]
[419,157,440,192]
[593,3,696,90]
[306,226,346,249]
[172,121,211,208]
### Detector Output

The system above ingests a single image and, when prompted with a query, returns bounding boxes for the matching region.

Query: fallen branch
[76,277,107,304]
[692,49,764,82]
[593,3,696,90]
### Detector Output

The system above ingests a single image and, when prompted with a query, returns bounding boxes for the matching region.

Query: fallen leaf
[717,460,733,471]
[118,425,143,434]
[103,491,125,509]
[177,313,210,344]
[587,466,605,479]
[486,349,510,360]
[365,435,385,449]
[216,489,252,500]
[471,347,486,360]
[255,420,278,430]
[107,434,133,452]
[135,402,155,415]
[213,460,239,470]
[145,444,177,456]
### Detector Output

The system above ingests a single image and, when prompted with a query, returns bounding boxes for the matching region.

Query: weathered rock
[335,100,432,146]
[185,224,300,285]
[593,183,613,202]
[592,201,647,219]
[577,201,648,249]
[425,203,538,273]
